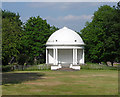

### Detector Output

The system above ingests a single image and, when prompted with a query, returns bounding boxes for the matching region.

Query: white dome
[46,27,85,46]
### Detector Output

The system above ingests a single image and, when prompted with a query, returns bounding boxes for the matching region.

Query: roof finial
[63,26,68,29]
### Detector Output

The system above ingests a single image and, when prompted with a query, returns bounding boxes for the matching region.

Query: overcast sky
[2,2,117,32]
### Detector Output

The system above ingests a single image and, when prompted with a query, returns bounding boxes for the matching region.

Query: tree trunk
[105,62,108,66]
[34,56,37,65]
[22,65,24,70]
[9,56,14,64]
[111,62,113,66]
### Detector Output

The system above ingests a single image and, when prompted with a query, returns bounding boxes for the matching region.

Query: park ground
[2,70,118,95]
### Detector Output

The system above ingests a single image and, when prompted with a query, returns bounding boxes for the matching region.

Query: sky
[2,2,117,32]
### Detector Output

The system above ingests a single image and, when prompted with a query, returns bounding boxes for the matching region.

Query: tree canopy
[2,10,23,65]
[22,16,58,64]
[81,3,120,65]
[2,10,58,66]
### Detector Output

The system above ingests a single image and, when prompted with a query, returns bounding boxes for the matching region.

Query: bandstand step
[57,68,75,71]
[61,64,70,68]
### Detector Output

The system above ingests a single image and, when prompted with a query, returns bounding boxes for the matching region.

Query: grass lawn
[2,70,118,95]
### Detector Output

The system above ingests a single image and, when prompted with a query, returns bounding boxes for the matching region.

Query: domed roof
[46,27,85,46]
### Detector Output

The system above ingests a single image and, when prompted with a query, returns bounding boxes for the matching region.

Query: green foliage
[81,63,118,70]
[17,54,28,66]
[2,10,58,67]
[0,9,2,62]
[22,16,58,64]
[2,10,23,65]
[2,65,13,72]
[81,4,120,64]
[24,64,50,71]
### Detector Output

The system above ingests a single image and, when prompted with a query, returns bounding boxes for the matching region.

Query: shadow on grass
[2,72,45,85]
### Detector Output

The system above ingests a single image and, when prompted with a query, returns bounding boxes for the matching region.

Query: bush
[24,64,51,71]
[17,54,28,66]
[81,63,118,70]
[2,65,13,72]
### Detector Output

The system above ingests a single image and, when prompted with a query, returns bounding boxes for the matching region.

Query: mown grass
[2,70,118,95]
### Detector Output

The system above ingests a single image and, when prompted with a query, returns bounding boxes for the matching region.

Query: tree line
[2,2,120,68]
[81,2,120,66]
[2,10,58,67]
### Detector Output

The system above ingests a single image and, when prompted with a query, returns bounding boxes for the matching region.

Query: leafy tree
[81,4,120,66]
[17,53,28,70]
[22,16,58,65]
[113,1,120,63]
[0,9,2,63]
[2,10,22,65]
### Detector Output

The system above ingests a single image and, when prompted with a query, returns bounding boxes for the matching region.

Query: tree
[22,16,58,65]
[81,4,120,65]
[17,53,28,70]
[0,9,2,64]
[2,10,23,65]
[112,1,120,63]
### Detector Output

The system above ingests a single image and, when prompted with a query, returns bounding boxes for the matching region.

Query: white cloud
[46,14,92,22]
[63,15,92,21]
[45,14,93,31]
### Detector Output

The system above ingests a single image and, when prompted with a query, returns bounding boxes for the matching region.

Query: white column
[73,49,77,65]
[55,48,58,65]
[75,49,77,65]
[82,49,84,64]
[73,48,74,65]
[53,48,56,65]
[46,49,48,64]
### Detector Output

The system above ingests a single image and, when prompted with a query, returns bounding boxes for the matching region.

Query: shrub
[24,64,50,71]
[17,54,28,66]
[2,65,13,72]
[81,63,118,70]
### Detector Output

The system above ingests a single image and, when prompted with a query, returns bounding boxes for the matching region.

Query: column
[73,49,77,65]
[55,48,58,65]
[46,49,48,64]
[75,49,77,65]
[53,48,56,65]
[82,49,84,64]
[73,48,74,65]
